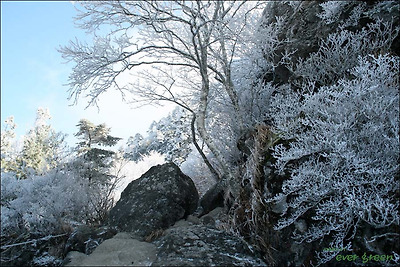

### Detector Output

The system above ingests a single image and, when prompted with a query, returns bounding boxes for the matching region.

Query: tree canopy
[59,1,267,181]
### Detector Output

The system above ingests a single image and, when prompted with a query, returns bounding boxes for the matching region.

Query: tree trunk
[190,112,220,182]
[196,70,232,181]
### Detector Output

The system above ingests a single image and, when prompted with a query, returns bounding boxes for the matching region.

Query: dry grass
[144,229,165,242]
[228,123,280,265]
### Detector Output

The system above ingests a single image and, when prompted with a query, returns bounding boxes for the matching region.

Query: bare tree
[59,0,266,181]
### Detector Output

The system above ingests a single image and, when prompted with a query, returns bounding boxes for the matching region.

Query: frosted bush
[294,19,398,88]
[1,169,91,236]
[267,54,399,264]
[317,1,349,24]
[125,107,192,165]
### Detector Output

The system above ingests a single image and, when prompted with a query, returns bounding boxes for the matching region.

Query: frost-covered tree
[1,116,20,174]
[125,107,192,165]
[1,108,68,179]
[17,108,68,179]
[1,117,16,157]
[74,119,121,182]
[59,0,267,181]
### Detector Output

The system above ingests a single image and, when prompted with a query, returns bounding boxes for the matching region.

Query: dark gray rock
[199,181,224,216]
[200,207,224,228]
[152,224,267,266]
[1,233,68,267]
[108,163,199,240]
[64,225,118,255]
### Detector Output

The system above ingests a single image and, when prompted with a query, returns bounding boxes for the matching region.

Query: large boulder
[107,163,199,240]
[152,224,267,266]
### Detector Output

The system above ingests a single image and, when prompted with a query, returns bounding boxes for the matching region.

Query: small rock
[186,215,201,225]
[199,182,224,216]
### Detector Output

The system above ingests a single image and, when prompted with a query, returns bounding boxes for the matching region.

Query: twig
[0,233,68,250]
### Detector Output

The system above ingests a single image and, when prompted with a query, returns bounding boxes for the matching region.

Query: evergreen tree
[1,108,68,179]
[74,119,121,182]
[73,119,122,223]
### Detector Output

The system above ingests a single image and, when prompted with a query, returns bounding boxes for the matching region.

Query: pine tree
[74,119,121,182]
[73,119,122,223]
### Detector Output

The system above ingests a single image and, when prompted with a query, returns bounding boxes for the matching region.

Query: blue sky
[1,1,173,147]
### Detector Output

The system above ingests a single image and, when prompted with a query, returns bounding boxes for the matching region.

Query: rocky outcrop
[64,208,266,266]
[107,163,199,240]
[231,2,400,266]
[152,223,267,266]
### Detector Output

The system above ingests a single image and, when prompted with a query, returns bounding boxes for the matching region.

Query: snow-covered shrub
[293,19,399,87]
[316,1,351,25]
[267,54,399,264]
[1,169,91,237]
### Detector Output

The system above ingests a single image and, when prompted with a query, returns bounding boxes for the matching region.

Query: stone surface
[64,232,157,266]
[200,207,224,228]
[152,224,267,266]
[186,214,201,225]
[64,225,118,255]
[108,163,199,240]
